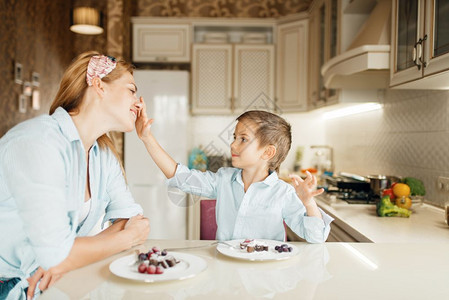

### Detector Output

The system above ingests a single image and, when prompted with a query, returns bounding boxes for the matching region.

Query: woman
[0,52,150,299]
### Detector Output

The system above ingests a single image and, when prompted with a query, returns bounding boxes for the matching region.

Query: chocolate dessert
[239,239,269,253]
[137,246,180,274]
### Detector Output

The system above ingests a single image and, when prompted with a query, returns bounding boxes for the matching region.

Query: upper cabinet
[191,43,275,115]
[308,0,340,109]
[234,44,275,113]
[191,44,233,114]
[390,0,449,89]
[191,20,276,115]
[132,20,191,63]
[276,19,309,112]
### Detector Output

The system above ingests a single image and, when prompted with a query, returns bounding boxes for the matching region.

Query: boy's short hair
[237,110,292,173]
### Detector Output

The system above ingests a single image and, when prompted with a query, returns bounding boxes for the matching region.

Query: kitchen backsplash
[325,89,449,208]
[190,89,449,208]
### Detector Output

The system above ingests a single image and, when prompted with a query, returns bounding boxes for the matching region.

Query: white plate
[109,252,207,283]
[217,239,299,261]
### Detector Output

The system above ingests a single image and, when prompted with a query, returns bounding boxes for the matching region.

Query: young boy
[136,100,333,242]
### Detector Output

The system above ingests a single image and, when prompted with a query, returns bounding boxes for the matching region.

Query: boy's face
[230,120,269,170]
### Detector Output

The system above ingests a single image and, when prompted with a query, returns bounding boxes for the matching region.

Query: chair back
[199,199,288,241]
[200,199,217,240]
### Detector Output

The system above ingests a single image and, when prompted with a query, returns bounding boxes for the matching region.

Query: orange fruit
[393,183,410,197]
[396,196,412,209]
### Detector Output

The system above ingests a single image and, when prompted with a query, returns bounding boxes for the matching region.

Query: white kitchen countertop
[316,195,449,243]
[40,239,449,299]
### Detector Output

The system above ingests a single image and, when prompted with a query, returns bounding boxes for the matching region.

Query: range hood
[321,0,391,89]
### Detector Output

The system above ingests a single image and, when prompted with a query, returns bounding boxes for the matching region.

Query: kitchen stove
[328,189,377,204]
[324,174,377,204]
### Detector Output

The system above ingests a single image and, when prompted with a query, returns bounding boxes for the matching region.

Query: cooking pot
[366,175,389,196]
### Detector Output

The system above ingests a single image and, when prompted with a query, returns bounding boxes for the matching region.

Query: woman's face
[103,71,141,132]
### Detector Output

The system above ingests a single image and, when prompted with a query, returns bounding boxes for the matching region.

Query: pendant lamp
[70,7,103,35]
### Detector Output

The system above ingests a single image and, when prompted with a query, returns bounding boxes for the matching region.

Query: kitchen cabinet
[276,19,309,112]
[308,0,340,108]
[132,22,191,63]
[191,44,232,114]
[390,0,449,89]
[325,215,372,242]
[191,44,275,115]
[286,211,371,243]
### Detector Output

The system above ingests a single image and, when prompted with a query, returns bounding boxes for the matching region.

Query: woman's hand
[123,214,150,248]
[27,267,64,299]
[290,171,324,206]
[135,97,154,141]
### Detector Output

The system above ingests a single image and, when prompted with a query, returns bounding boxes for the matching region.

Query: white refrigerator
[124,70,190,239]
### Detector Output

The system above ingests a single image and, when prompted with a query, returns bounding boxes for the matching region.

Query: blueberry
[275,246,279,250]
[161,249,167,256]
[288,247,293,252]
[138,253,147,261]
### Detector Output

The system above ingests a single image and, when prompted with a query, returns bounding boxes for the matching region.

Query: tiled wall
[325,89,449,207]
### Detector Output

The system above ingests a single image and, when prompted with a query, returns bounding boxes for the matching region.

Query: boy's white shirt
[167,164,333,242]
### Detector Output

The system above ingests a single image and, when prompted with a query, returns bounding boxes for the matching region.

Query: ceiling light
[70,7,103,35]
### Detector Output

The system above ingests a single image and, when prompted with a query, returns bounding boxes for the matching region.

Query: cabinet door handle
[419,35,428,68]
[413,43,422,70]
[413,35,428,70]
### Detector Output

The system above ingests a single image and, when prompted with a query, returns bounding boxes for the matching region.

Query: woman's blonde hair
[49,51,134,167]
[237,110,292,173]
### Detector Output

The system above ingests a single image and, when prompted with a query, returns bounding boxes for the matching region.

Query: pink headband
[86,55,117,86]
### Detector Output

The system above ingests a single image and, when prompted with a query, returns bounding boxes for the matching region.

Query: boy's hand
[135,97,154,141]
[290,171,324,205]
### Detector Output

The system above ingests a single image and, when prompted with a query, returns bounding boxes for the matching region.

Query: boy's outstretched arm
[289,171,324,219]
[135,97,177,179]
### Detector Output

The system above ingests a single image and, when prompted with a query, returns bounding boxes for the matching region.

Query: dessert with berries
[239,239,269,253]
[136,246,180,275]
